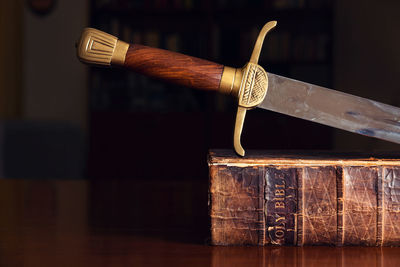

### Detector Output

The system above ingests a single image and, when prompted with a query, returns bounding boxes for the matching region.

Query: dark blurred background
[1,0,400,234]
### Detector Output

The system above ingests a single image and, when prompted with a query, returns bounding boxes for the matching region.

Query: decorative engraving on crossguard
[239,63,268,108]
[234,63,269,156]
[219,21,276,156]
[77,28,129,66]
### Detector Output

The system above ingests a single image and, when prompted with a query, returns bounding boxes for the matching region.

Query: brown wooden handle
[77,28,225,91]
[124,44,224,91]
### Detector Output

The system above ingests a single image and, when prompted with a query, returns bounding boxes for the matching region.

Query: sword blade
[259,73,400,144]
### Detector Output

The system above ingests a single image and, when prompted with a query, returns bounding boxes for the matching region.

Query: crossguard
[219,21,277,156]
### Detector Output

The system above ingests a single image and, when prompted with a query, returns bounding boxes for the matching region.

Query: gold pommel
[218,21,277,156]
[76,28,129,66]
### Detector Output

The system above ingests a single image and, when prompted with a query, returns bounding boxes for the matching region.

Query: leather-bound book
[208,149,400,246]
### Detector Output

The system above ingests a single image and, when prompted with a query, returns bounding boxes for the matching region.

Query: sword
[76,21,400,156]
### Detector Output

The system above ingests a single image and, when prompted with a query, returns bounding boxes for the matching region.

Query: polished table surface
[1,179,400,267]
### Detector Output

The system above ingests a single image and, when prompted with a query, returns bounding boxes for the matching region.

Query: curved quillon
[218,21,277,156]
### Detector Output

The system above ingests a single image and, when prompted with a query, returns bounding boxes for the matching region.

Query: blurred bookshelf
[88,0,334,179]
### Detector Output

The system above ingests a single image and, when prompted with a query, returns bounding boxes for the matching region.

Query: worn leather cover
[208,150,400,246]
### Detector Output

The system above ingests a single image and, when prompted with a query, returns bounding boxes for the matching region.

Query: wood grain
[124,44,224,91]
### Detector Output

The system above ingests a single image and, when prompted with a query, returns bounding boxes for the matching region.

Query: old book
[208,149,400,246]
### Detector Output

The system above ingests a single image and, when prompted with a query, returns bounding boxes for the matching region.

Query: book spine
[209,165,265,245]
[342,167,378,245]
[265,167,297,245]
[209,164,400,246]
[299,166,338,245]
[382,168,400,246]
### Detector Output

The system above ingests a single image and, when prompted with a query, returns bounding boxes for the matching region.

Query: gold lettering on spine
[267,169,297,245]
[274,182,286,209]
[274,179,286,241]
[275,189,285,195]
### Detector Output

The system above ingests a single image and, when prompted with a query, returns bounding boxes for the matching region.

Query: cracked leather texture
[382,168,400,246]
[343,167,378,245]
[209,165,265,245]
[208,150,400,246]
[300,167,337,245]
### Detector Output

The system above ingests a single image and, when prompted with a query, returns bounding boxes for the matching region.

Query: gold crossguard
[218,21,277,156]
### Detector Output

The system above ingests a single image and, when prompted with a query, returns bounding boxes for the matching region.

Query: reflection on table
[0,179,399,266]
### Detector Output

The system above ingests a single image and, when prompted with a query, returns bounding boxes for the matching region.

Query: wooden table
[1,179,399,266]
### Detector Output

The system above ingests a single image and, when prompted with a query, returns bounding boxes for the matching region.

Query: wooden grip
[124,44,224,91]
[76,28,225,91]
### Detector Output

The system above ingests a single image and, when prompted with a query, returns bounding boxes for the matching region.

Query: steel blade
[259,73,400,144]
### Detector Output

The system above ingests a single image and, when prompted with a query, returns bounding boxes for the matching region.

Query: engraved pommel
[76,28,129,66]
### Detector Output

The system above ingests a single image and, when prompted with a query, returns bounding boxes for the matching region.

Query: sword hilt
[76,21,277,156]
